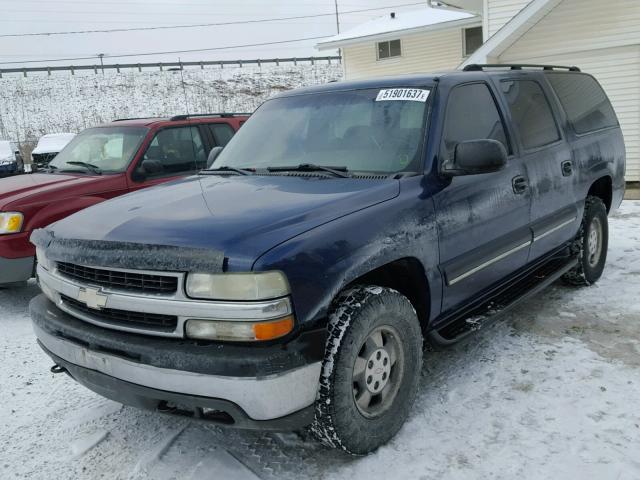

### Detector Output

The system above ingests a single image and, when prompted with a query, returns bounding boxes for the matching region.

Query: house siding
[486,0,531,37]
[500,0,640,181]
[341,27,469,80]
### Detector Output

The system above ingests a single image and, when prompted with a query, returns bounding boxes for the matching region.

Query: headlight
[0,212,24,234]
[35,247,52,270]
[185,315,294,342]
[186,271,290,301]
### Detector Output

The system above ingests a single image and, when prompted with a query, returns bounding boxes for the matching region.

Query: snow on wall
[0,63,343,145]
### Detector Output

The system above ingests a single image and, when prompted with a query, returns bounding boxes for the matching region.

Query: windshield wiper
[200,165,253,176]
[267,163,351,178]
[64,161,102,175]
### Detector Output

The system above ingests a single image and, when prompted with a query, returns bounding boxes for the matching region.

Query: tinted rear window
[547,74,618,134]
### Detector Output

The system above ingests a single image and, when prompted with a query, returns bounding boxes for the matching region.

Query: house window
[377,39,401,60]
[463,26,483,56]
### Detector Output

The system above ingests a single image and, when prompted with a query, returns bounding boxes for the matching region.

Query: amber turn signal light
[253,315,295,341]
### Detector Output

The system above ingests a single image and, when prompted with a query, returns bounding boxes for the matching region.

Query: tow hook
[50,364,67,374]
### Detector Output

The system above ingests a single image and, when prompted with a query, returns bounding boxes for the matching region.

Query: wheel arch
[344,257,431,331]
[587,175,613,213]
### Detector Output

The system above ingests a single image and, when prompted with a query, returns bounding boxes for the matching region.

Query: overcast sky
[0,0,427,67]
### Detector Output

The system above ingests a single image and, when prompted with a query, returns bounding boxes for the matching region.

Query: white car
[0,140,19,177]
[31,133,76,168]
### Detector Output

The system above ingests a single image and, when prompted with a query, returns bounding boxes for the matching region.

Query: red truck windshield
[49,127,148,174]
[212,88,430,174]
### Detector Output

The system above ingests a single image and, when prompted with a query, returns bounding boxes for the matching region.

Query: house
[317,0,640,183]
[316,7,483,80]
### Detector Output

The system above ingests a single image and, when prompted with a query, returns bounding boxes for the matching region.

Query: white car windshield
[0,141,13,160]
[49,127,147,174]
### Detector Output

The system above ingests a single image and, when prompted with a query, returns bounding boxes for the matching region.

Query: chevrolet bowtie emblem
[77,287,108,310]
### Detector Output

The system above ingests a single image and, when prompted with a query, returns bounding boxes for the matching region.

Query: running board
[428,255,578,346]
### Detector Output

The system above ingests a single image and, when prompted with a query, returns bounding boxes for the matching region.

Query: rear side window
[209,124,235,147]
[442,83,508,159]
[547,74,618,134]
[500,80,560,150]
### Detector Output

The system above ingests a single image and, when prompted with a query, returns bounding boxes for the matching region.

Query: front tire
[563,196,608,286]
[311,286,423,455]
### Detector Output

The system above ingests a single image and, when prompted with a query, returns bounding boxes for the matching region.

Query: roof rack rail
[463,64,581,72]
[169,113,252,121]
[112,117,156,122]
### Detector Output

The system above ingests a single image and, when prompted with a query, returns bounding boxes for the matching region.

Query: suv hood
[47,174,400,267]
[0,173,105,209]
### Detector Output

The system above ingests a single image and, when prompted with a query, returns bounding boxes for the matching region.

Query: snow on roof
[32,133,76,155]
[0,140,13,160]
[317,7,478,50]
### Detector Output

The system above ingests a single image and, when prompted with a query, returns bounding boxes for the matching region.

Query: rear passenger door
[434,82,532,312]
[497,77,579,261]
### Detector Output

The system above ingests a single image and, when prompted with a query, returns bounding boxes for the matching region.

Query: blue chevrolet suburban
[30,65,625,454]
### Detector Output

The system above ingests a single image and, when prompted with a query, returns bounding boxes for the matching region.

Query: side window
[143,126,206,176]
[209,124,235,147]
[463,26,483,56]
[377,39,401,60]
[500,80,560,150]
[441,83,508,160]
[547,73,618,134]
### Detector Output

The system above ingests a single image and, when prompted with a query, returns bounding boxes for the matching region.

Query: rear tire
[311,286,423,455]
[562,196,608,286]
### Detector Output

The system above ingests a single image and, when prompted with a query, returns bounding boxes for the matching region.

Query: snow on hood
[46,174,400,267]
[32,133,75,155]
[0,140,13,161]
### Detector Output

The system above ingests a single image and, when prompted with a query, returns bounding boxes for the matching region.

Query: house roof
[316,7,479,50]
[432,0,483,14]
[461,0,561,67]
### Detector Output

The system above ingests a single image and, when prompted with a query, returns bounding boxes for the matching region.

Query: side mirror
[443,139,508,176]
[141,159,164,175]
[206,146,223,168]
[133,159,164,181]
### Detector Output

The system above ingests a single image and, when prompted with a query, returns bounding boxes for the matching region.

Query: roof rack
[169,113,252,121]
[112,117,157,122]
[463,64,581,72]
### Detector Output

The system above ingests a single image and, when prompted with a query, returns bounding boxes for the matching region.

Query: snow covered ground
[1,201,639,480]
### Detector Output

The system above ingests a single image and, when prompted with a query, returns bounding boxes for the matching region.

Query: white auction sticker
[375,88,430,102]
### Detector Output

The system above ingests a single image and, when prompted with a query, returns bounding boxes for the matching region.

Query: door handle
[561,160,573,176]
[512,175,528,194]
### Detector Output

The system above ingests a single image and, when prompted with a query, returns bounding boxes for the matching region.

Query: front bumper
[0,255,34,284]
[31,294,325,425]
[42,343,315,430]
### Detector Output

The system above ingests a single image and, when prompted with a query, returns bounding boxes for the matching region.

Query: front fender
[253,177,441,330]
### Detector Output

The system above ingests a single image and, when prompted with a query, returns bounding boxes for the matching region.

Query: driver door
[129,126,207,191]
[433,82,532,313]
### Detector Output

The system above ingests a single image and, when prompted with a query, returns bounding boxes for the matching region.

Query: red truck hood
[0,173,108,209]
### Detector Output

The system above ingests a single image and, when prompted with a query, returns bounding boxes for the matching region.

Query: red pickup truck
[0,113,248,286]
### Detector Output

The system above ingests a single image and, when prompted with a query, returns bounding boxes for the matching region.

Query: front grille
[56,262,178,295]
[61,294,178,332]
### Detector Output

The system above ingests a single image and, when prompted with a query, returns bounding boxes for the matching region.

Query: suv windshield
[49,127,147,174]
[212,88,430,174]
